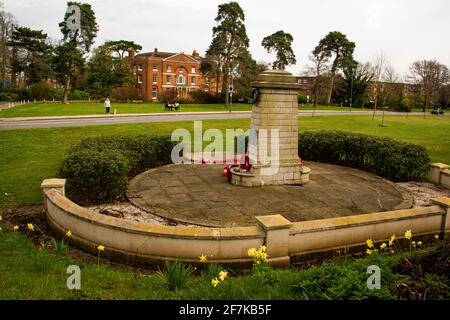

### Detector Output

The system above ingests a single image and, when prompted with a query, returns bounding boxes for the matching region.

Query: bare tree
[307,52,329,114]
[378,63,400,125]
[409,59,450,114]
[371,52,387,120]
[0,5,16,85]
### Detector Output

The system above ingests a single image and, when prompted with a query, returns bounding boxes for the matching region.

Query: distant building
[295,76,315,98]
[129,48,221,101]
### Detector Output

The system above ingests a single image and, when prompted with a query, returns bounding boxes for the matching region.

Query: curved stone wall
[42,179,450,266]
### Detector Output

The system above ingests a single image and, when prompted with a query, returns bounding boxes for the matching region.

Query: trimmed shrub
[298,130,430,182]
[59,135,176,204]
[30,82,54,100]
[59,148,130,204]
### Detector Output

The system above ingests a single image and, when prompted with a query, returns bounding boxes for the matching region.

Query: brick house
[129,48,220,101]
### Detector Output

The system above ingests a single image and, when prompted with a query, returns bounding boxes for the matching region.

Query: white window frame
[152,75,157,83]
[137,74,143,83]
[166,75,171,84]
[191,67,196,74]
[177,75,185,85]
[153,64,158,71]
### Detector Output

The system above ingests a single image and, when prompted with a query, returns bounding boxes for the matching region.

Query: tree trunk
[63,77,70,104]
[222,64,229,108]
[326,69,336,105]
[372,82,379,120]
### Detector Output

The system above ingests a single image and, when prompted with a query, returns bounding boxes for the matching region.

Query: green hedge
[58,135,176,204]
[298,130,430,182]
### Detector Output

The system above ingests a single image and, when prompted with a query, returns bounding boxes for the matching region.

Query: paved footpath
[0,110,439,130]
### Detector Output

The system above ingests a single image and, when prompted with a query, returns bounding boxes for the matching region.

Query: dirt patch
[396,182,450,207]
[87,202,200,227]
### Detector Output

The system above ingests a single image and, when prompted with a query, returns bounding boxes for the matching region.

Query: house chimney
[192,50,199,58]
[129,47,135,62]
[154,47,158,53]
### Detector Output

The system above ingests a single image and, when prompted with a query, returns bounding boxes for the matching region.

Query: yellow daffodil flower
[27,223,34,231]
[219,270,228,281]
[66,230,72,238]
[199,254,207,263]
[211,278,220,287]
[366,249,373,255]
[417,241,422,246]
[97,245,105,252]
[390,249,395,254]
[13,225,19,231]
[247,248,257,258]
[260,245,267,252]
[380,243,387,250]
[434,234,439,240]
[366,239,374,248]
[389,234,396,246]
[404,229,412,240]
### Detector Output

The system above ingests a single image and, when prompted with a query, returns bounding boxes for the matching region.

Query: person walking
[104,97,111,114]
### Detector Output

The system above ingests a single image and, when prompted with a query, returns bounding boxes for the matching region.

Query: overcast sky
[4,0,450,78]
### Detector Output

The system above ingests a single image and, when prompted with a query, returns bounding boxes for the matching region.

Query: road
[0,110,438,130]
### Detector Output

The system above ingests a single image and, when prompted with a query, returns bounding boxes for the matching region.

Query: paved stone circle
[126,161,413,227]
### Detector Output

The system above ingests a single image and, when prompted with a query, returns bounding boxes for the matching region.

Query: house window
[166,65,171,72]
[152,87,157,98]
[191,76,196,85]
[137,75,142,83]
[153,64,158,71]
[177,75,185,85]
[137,64,142,71]
[152,75,157,83]
[166,75,171,84]
[191,67,196,74]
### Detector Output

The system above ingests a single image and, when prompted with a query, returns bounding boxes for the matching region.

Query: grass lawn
[1,225,446,300]
[0,102,359,118]
[0,115,448,207]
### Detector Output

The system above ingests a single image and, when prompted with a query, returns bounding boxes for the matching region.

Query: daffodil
[13,225,19,231]
[412,241,416,248]
[404,229,412,240]
[199,254,207,263]
[260,245,267,252]
[434,234,439,240]
[380,243,387,250]
[27,223,34,231]
[366,249,373,255]
[389,234,396,246]
[97,245,105,252]
[66,230,72,238]
[211,278,220,287]
[219,270,228,281]
[390,249,395,254]
[366,239,374,248]
[247,248,257,258]
[417,241,422,246]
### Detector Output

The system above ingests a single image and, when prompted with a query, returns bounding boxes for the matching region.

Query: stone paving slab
[127,162,413,227]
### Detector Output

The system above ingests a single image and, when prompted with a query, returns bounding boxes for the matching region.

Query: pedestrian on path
[104,97,111,114]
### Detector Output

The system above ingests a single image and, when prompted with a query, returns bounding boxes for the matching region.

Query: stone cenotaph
[230,69,310,187]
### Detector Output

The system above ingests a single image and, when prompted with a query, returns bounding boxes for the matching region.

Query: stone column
[430,163,450,185]
[230,69,310,186]
[41,178,66,211]
[431,197,450,240]
[255,214,293,266]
